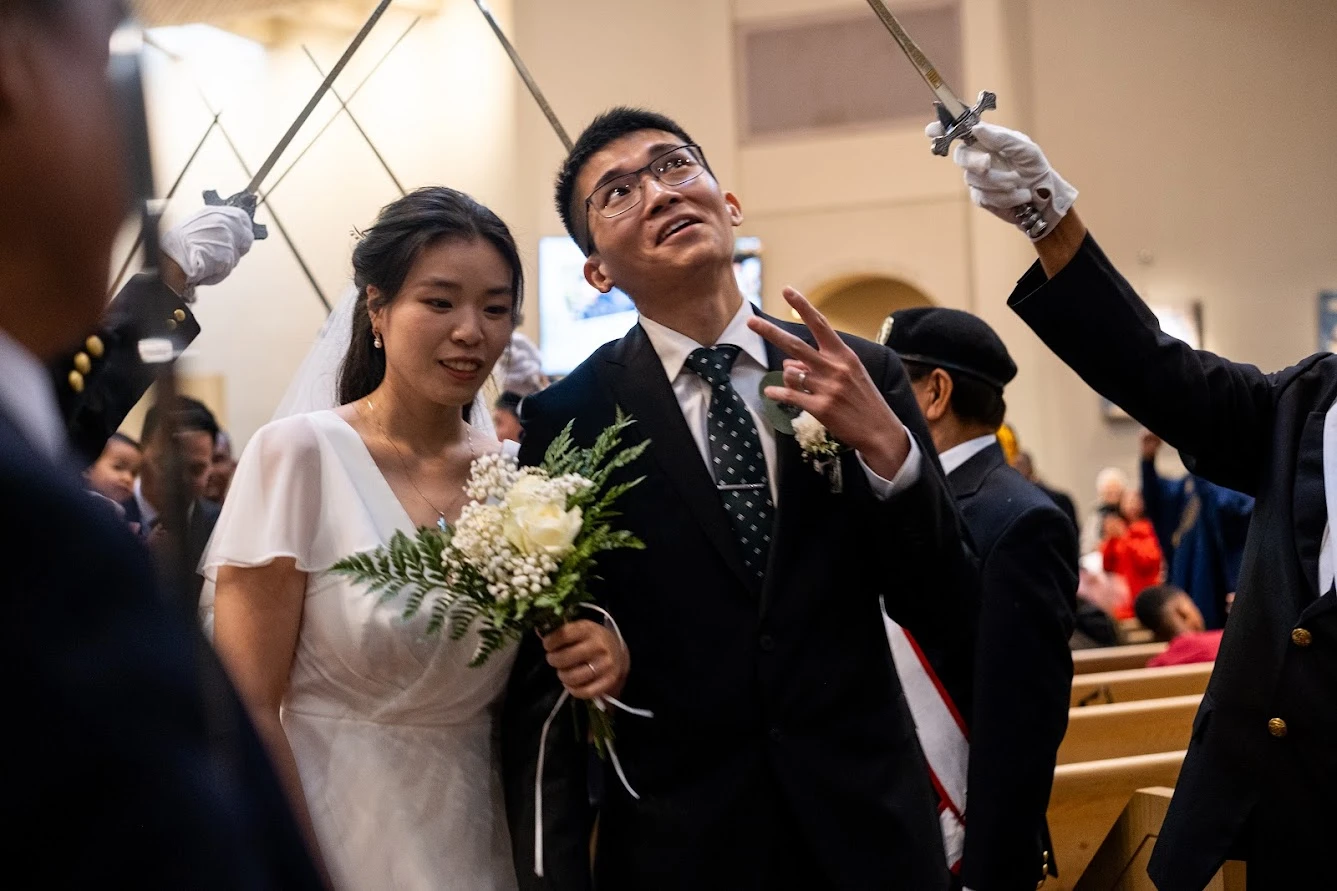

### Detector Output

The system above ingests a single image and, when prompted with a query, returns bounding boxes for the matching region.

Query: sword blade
[471,0,573,152]
[862,0,968,120]
[245,0,395,193]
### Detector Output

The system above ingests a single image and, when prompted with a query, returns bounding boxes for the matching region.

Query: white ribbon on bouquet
[534,603,653,878]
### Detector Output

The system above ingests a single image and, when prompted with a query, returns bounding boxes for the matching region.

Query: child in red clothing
[1134,584,1223,666]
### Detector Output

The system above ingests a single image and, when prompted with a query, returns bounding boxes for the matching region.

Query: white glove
[159,205,256,300]
[926,120,1077,240]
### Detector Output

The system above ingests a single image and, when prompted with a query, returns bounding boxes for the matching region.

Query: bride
[200,187,629,889]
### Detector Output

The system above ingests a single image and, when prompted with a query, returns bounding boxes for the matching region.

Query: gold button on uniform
[73,352,91,374]
[173,309,186,322]
[166,319,178,331]
[67,370,84,393]
[85,335,104,358]
[1292,627,1313,647]
[1268,718,1288,738]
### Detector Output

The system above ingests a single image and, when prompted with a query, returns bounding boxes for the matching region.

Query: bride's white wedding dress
[199,409,518,891]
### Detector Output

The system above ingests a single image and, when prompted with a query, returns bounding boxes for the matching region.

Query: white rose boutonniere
[791,410,846,492]
[757,371,848,493]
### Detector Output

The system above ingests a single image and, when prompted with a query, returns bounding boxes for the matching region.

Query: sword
[203,0,396,238]
[471,0,573,152]
[862,0,1048,238]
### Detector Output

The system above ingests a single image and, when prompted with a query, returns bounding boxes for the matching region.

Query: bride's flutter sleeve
[198,414,378,631]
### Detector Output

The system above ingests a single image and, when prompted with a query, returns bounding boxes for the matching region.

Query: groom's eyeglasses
[583,145,710,249]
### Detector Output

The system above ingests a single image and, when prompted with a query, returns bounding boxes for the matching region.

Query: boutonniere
[759,371,848,493]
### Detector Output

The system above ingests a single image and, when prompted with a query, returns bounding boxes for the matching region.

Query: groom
[502,108,978,890]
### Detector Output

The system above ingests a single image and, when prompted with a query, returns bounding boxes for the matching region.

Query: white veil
[272,283,497,440]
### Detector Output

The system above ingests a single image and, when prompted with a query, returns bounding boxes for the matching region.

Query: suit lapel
[946,443,1005,501]
[600,326,754,593]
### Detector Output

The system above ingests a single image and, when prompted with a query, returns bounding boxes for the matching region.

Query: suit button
[85,335,104,358]
[67,370,84,393]
[73,352,91,374]
[768,727,782,742]
[1268,718,1288,738]
[173,309,187,322]
[759,634,775,653]
[1292,627,1313,647]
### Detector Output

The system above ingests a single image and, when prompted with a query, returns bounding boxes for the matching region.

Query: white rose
[503,480,583,557]
[791,411,828,452]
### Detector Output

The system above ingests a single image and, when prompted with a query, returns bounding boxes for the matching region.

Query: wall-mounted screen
[538,236,763,375]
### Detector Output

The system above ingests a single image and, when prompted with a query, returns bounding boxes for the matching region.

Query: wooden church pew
[1047,752,1185,888]
[1057,694,1201,765]
[1070,662,1213,707]
[1073,787,1247,890]
[1072,642,1168,674]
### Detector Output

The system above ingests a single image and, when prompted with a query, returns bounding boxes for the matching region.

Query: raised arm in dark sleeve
[54,271,200,465]
[1009,232,1320,497]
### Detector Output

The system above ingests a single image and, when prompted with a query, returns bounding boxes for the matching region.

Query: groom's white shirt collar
[638,298,768,379]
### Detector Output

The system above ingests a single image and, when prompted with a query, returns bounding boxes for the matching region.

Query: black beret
[878,307,1017,391]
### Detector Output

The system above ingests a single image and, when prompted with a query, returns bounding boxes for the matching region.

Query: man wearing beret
[883,307,1078,890]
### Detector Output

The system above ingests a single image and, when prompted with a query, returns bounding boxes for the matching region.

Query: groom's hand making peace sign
[748,288,916,482]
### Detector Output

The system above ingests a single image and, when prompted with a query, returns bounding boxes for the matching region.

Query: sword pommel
[203,189,268,240]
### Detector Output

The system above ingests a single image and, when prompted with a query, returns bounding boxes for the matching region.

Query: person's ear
[724,191,744,228]
[584,251,616,294]
[921,368,954,422]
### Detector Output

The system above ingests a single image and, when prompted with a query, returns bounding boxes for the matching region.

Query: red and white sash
[882,603,969,873]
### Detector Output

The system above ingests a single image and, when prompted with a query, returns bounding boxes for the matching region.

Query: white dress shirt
[938,433,999,478]
[637,299,921,502]
[1317,399,1337,595]
[0,326,67,463]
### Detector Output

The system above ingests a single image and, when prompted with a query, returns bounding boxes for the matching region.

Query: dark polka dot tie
[686,345,774,581]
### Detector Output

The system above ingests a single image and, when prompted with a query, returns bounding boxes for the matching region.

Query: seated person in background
[1135,584,1223,667]
[84,432,142,507]
[491,390,524,443]
[1071,551,1123,648]
[1081,465,1128,552]
[1099,500,1163,616]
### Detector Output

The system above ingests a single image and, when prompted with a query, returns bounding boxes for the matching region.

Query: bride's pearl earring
[373,332,383,349]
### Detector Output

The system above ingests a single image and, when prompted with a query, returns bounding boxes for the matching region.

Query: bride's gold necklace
[363,397,476,531]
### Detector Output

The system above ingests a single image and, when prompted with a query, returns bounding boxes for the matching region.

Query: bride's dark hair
[337,187,525,406]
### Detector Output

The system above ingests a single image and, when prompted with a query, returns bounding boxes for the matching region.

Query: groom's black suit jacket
[502,315,978,890]
[1009,235,1337,889]
[0,410,321,889]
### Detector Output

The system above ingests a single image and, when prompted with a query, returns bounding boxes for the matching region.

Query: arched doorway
[806,274,933,341]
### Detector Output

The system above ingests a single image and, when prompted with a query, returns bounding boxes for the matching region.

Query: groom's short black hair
[554,107,708,254]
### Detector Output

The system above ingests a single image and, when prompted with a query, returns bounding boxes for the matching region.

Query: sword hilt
[933,90,1049,239]
[202,189,269,240]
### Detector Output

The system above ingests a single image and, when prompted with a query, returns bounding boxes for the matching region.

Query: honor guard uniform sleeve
[54,272,201,466]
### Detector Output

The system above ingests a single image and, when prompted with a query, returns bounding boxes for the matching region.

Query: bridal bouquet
[332,411,649,757]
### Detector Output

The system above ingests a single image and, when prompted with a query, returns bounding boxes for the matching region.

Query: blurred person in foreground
[0,1,320,885]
